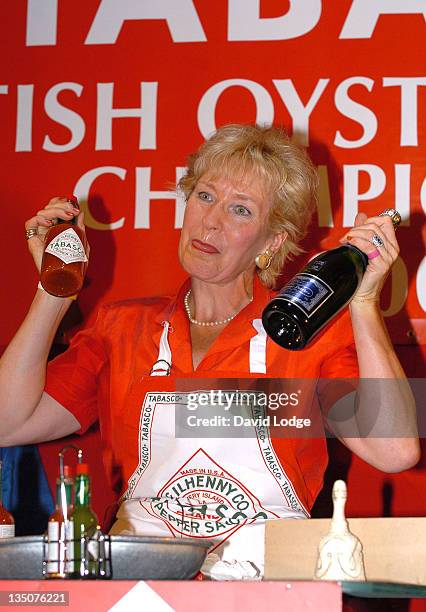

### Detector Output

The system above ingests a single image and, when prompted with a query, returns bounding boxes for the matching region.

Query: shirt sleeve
[44,306,108,434]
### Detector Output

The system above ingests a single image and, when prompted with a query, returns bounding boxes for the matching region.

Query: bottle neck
[344,244,369,271]
[57,216,76,227]
[55,479,73,511]
[75,474,91,507]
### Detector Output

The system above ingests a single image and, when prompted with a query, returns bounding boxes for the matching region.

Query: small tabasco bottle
[46,465,74,578]
[70,463,98,578]
[0,460,15,538]
[40,196,88,298]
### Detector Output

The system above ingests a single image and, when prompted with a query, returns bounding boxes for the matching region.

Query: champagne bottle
[40,196,88,298]
[262,210,401,350]
[0,460,15,538]
[70,463,98,578]
[46,465,73,578]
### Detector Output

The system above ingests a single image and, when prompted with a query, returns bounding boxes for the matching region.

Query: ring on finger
[25,227,38,240]
[371,234,384,248]
[379,209,402,227]
[368,249,381,260]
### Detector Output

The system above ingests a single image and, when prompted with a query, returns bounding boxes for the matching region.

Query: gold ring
[379,209,401,228]
[25,228,38,240]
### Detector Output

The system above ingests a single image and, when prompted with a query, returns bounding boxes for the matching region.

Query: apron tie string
[150,321,172,376]
[249,319,267,374]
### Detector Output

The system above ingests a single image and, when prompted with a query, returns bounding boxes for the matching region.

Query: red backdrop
[1,1,425,522]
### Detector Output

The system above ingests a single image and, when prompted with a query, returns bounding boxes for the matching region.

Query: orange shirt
[45,275,358,516]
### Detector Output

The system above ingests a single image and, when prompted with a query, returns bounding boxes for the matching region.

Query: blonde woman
[0,124,418,576]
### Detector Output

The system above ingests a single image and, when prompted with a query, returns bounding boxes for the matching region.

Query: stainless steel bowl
[0,535,212,580]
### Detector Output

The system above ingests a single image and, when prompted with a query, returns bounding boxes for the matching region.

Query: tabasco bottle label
[45,228,88,265]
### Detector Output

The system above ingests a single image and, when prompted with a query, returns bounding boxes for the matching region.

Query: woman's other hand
[339,212,399,300]
[25,196,88,273]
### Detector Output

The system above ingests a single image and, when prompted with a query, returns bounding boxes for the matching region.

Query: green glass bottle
[70,463,98,578]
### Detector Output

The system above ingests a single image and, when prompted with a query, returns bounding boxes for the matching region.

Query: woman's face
[178,172,283,285]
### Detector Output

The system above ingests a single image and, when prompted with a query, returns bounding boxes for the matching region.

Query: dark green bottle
[262,245,368,350]
[70,463,98,578]
[262,209,401,350]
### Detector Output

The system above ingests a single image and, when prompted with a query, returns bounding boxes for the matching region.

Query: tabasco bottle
[70,463,98,578]
[40,196,88,298]
[0,460,15,538]
[46,465,74,578]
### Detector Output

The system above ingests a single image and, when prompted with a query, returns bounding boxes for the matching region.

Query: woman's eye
[233,204,251,217]
[198,191,212,202]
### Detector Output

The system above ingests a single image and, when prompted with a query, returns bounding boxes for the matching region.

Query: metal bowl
[109,535,211,580]
[0,535,212,580]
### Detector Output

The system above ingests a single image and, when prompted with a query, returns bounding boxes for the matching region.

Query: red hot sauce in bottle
[40,196,88,298]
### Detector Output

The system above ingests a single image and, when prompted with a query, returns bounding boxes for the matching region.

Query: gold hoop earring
[255,250,273,270]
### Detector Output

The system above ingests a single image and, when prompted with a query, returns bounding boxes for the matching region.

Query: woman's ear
[267,231,288,255]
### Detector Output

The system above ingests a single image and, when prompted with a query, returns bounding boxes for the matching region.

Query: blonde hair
[178,124,318,288]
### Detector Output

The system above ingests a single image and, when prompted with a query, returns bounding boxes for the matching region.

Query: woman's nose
[201,202,223,230]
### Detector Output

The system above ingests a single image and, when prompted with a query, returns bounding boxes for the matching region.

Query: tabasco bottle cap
[76,463,89,475]
[66,194,79,209]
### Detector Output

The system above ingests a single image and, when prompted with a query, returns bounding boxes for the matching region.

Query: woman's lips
[191,239,220,254]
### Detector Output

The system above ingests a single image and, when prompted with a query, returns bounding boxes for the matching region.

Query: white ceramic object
[314,480,366,581]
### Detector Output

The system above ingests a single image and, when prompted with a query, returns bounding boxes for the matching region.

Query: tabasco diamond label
[142,448,278,539]
[45,227,88,264]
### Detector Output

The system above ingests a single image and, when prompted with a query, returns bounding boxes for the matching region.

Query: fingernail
[347,236,353,241]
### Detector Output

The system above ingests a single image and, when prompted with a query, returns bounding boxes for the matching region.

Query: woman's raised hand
[339,212,399,301]
[25,196,87,273]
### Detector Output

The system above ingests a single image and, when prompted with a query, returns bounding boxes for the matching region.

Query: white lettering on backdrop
[43,83,85,152]
[16,85,34,152]
[383,78,426,146]
[74,166,126,231]
[197,77,425,150]
[2,77,425,230]
[10,81,159,152]
[135,167,186,229]
[334,78,378,149]
[340,0,426,39]
[24,0,426,45]
[96,83,158,150]
[272,80,329,147]
[343,165,387,227]
[197,79,274,138]
[228,0,322,41]
[417,257,426,313]
[73,166,186,231]
[70,164,423,232]
[86,0,207,44]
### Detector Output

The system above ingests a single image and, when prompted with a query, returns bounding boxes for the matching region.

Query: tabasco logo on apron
[113,388,308,550]
[142,447,277,539]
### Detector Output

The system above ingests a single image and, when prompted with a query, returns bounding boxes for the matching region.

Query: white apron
[109,320,309,574]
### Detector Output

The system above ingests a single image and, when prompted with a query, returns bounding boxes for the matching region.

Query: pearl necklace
[184,290,253,327]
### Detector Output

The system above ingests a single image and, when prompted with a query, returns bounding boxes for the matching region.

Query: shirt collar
[155,275,272,373]
[155,274,272,327]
